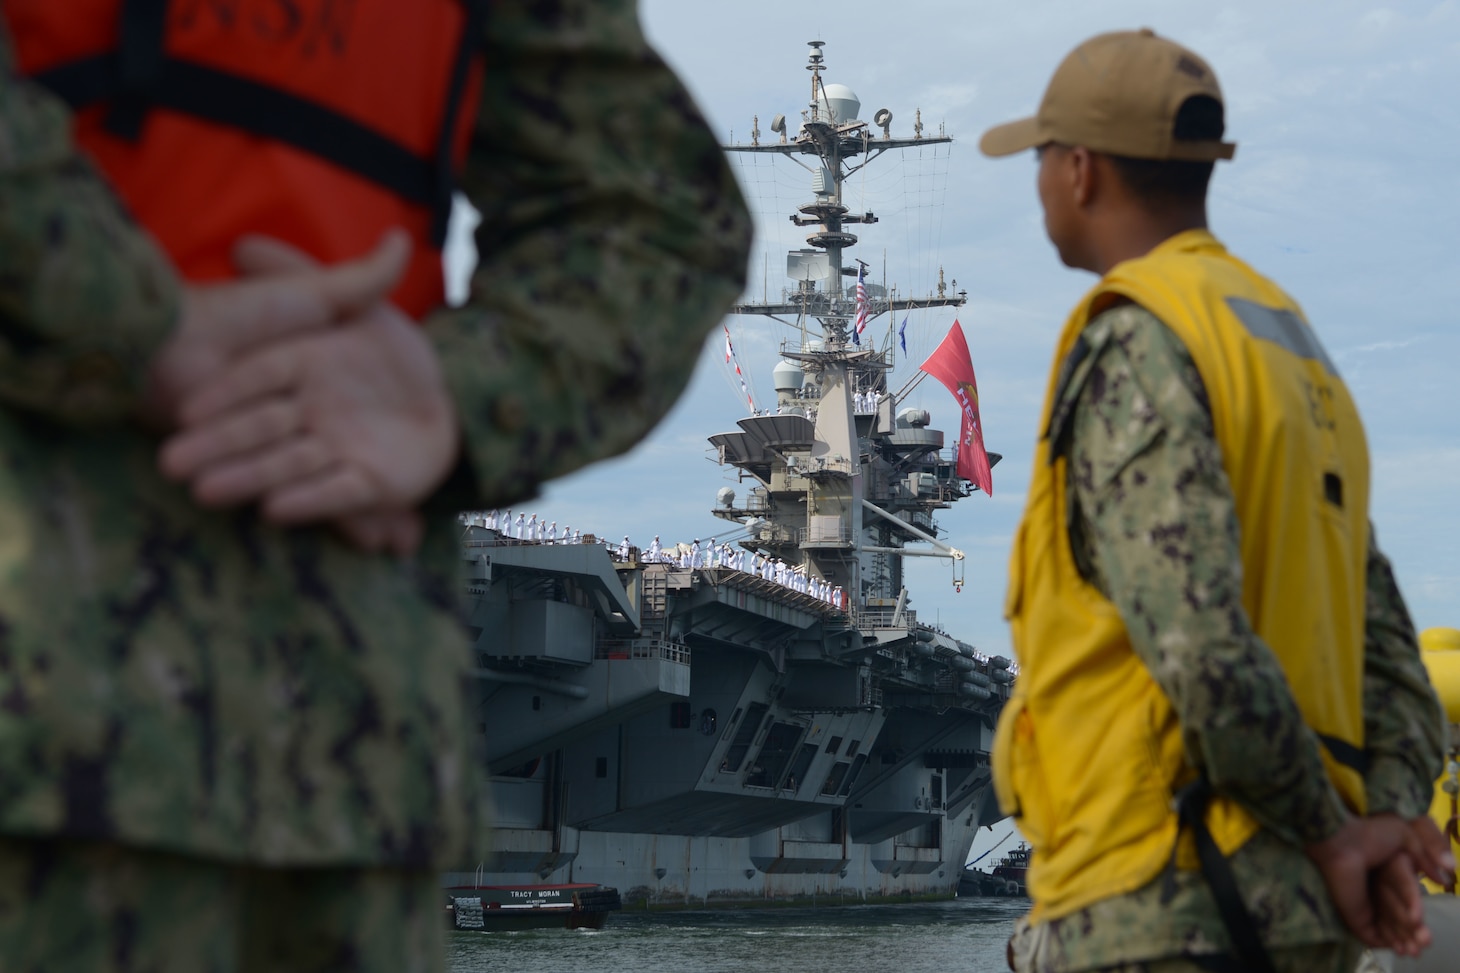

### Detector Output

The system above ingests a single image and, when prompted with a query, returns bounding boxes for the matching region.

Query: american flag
[852,264,869,343]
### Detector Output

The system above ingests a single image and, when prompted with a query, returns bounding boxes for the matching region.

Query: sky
[451,0,1460,662]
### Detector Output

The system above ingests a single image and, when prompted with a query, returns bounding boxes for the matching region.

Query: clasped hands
[1305,810,1455,958]
[148,230,455,556]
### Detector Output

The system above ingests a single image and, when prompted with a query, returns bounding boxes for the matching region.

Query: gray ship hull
[452,534,1008,909]
[447,817,985,910]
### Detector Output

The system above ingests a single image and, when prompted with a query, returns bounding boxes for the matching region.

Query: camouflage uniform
[0,0,750,968]
[1007,304,1445,973]
[0,835,445,973]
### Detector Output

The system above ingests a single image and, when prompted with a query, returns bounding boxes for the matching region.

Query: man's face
[1035,144,1080,269]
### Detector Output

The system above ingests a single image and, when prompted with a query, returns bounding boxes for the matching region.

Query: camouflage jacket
[1011,303,1446,971]
[0,0,750,867]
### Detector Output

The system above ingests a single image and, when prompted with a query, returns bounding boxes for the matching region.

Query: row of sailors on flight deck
[637,536,845,609]
[459,511,847,609]
[462,509,587,544]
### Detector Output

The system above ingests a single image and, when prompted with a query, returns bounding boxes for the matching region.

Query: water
[447,897,1025,973]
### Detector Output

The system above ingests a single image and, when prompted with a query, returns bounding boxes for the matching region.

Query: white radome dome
[820,83,861,123]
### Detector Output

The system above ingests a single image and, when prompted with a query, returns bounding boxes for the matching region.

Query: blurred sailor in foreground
[0,0,750,969]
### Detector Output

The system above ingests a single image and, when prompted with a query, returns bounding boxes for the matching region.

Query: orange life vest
[5,0,484,320]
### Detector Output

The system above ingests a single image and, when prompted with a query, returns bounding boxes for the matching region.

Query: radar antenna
[725,42,964,342]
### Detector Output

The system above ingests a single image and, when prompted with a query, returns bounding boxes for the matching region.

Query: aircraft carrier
[444,43,1013,909]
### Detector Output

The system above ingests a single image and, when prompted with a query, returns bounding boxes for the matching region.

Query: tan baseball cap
[980,29,1236,162]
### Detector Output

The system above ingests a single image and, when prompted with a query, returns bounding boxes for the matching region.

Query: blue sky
[453,1,1460,660]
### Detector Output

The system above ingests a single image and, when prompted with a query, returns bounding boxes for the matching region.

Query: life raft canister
[5,0,485,320]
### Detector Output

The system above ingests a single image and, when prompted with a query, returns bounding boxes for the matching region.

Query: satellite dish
[770,114,787,134]
[874,108,893,138]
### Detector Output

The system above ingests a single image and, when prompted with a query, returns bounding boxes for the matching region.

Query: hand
[158,234,448,556]
[1369,852,1428,957]
[1367,816,1460,957]
[158,297,457,530]
[1305,813,1445,953]
[1404,813,1457,888]
[144,230,410,426]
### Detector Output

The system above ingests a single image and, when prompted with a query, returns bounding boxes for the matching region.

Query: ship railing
[594,638,691,666]
[803,456,854,476]
[797,523,854,545]
[462,534,605,550]
[851,607,917,631]
[743,493,771,513]
[905,509,936,533]
[778,338,892,368]
[462,534,521,548]
[749,524,798,545]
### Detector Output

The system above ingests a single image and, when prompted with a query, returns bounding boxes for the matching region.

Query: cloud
[1337,337,1425,357]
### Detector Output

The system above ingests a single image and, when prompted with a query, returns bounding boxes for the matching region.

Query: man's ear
[1070,146,1096,208]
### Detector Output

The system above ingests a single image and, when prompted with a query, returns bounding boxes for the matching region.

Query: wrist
[1303,809,1359,863]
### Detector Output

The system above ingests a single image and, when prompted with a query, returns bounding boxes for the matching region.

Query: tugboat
[444,882,622,931]
[958,843,1029,898]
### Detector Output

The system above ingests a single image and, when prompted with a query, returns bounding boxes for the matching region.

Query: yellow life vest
[994,229,1370,922]
[1419,627,1460,895]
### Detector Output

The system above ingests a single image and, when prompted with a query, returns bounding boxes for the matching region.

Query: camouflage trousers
[0,836,443,973]
[1084,941,1362,972]
[1008,921,1363,973]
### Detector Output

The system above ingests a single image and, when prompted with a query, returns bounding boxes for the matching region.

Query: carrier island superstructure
[447,43,1013,908]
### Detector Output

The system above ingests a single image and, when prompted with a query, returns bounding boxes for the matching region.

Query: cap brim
[979,116,1043,157]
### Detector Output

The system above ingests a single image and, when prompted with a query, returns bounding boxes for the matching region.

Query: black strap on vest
[30,0,483,247]
[1317,732,1369,776]
[1172,778,1279,973]
[431,0,487,245]
[103,0,168,140]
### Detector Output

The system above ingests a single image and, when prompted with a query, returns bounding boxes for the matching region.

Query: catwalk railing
[594,638,691,665]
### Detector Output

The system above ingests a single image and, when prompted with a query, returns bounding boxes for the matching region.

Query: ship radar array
[725,41,965,343]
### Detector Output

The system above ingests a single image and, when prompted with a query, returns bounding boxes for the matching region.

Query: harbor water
[447,897,1026,973]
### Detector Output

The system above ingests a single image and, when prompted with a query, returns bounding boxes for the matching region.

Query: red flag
[852,264,869,342]
[918,320,993,497]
